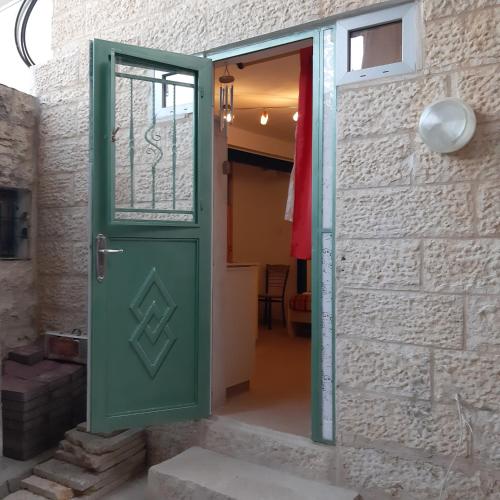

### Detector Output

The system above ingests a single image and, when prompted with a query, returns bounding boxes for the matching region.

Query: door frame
[205,26,336,444]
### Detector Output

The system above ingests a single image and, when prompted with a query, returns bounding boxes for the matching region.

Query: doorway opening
[212,40,314,437]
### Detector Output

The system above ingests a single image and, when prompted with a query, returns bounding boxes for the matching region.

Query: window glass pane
[113,60,196,223]
[349,20,402,71]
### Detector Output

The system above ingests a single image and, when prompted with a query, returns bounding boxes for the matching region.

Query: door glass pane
[113,57,196,222]
[349,20,402,71]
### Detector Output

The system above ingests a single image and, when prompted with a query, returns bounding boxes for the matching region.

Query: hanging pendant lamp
[219,64,235,131]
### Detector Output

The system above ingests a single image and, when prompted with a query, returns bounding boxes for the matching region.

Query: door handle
[95,234,124,282]
[98,248,124,254]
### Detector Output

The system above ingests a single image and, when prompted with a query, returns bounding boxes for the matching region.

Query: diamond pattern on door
[129,267,177,378]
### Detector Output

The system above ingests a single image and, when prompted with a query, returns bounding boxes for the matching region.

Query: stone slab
[80,464,144,499]
[75,423,123,438]
[21,475,74,500]
[65,429,144,455]
[148,447,360,500]
[8,344,44,366]
[4,491,46,499]
[2,376,49,402]
[34,451,146,494]
[56,437,145,472]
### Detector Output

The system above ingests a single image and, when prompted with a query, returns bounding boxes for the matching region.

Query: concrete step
[148,416,340,484]
[20,475,73,500]
[148,447,361,500]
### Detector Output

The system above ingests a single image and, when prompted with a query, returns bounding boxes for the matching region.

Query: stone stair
[4,424,147,500]
[148,447,361,500]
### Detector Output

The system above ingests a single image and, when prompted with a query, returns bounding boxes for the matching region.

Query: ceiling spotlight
[293,111,299,122]
[260,111,269,126]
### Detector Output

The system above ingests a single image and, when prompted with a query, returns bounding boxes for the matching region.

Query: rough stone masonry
[0,85,38,354]
[32,0,500,498]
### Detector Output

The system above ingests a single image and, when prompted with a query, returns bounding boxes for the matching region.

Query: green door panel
[90,39,212,432]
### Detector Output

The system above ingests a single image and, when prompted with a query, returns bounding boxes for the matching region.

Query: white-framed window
[335,3,419,85]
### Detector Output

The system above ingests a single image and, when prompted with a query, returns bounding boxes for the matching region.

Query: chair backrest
[265,264,290,298]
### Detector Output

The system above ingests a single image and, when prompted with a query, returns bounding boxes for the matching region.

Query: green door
[89,40,212,432]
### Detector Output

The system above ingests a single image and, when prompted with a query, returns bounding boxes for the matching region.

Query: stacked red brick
[1,344,86,460]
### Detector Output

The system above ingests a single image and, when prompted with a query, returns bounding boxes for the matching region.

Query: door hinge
[199,86,205,99]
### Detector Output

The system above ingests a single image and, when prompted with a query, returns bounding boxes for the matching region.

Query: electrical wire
[14,0,39,67]
[438,394,473,500]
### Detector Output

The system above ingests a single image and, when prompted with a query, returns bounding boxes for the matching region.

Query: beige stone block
[21,475,74,500]
[205,0,321,49]
[426,9,499,70]
[337,76,447,139]
[39,276,88,311]
[72,243,90,276]
[468,295,500,350]
[40,137,89,174]
[321,0,381,17]
[337,134,413,188]
[473,409,500,468]
[38,241,75,275]
[34,51,81,94]
[477,183,500,236]
[337,391,468,455]
[423,239,500,293]
[40,103,79,140]
[337,339,431,398]
[337,289,464,348]
[39,306,87,335]
[51,4,87,52]
[434,351,500,410]
[424,0,498,20]
[340,446,494,499]
[457,66,500,123]
[139,3,208,54]
[38,173,75,208]
[337,184,474,238]
[73,169,89,205]
[415,121,500,184]
[337,239,421,290]
[38,207,88,242]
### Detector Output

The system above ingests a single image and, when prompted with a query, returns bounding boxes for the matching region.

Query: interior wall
[229,126,295,160]
[231,163,297,319]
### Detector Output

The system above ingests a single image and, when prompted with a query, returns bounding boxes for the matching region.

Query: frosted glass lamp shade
[418,98,476,153]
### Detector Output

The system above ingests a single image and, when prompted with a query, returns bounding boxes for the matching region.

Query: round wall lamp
[418,98,476,153]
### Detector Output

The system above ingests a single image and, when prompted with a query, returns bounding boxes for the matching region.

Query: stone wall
[0,84,38,354]
[34,0,500,498]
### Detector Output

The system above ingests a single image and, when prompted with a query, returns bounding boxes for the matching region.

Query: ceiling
[215,51,301,144]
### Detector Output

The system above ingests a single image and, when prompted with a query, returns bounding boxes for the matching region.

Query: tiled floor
[217,326,311,437]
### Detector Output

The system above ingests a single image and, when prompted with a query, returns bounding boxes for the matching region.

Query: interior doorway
[211,40,314,437]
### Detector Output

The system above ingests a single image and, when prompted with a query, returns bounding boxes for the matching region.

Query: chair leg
[268,300,272,330]
[281,301,286,327]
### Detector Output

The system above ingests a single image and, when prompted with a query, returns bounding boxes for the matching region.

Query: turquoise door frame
[206,26,336,444]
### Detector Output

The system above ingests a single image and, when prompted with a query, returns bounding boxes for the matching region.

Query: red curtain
[291,47,313,260]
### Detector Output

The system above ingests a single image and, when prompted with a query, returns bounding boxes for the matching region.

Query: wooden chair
[258,264,290,329]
